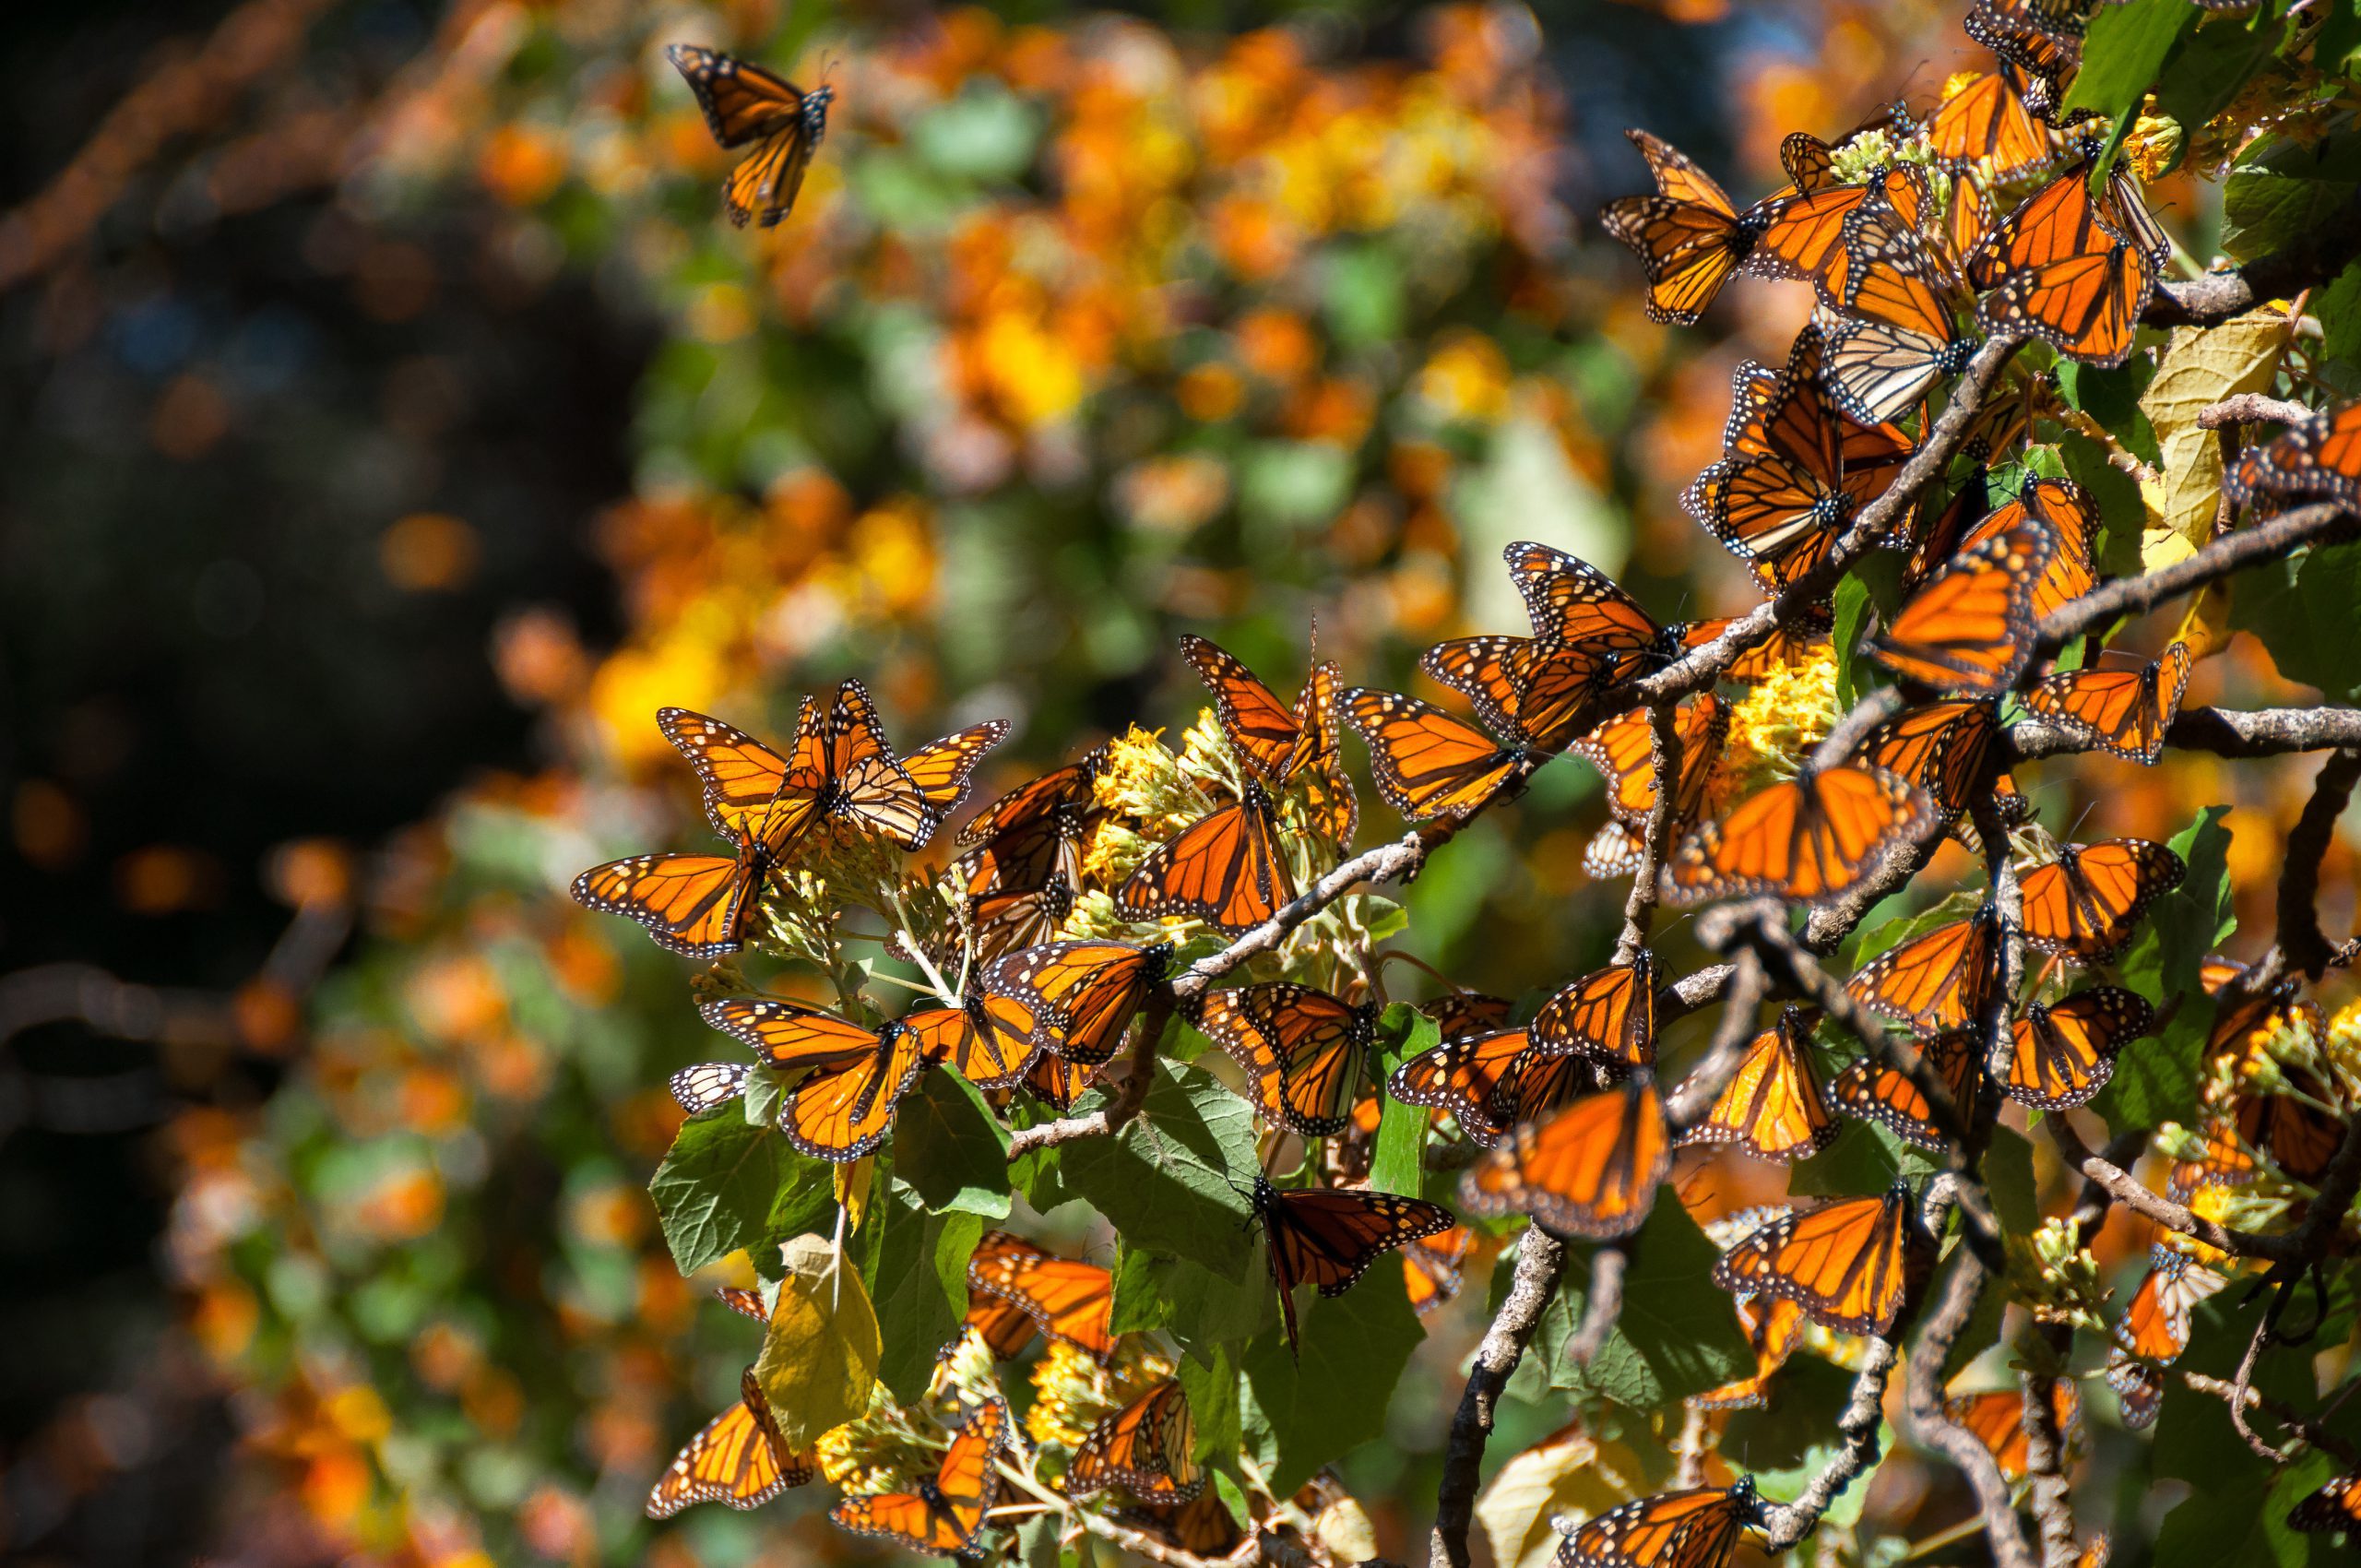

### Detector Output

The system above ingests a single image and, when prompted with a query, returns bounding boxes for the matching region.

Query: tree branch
[2010,704,2361,760]
[1755,1338,1900,1550]
[1004,995,1174,1158]
[2199,393,2315,430]
[2035,500,2356,648]
[1613,703,1682,967]
[1429,1231,1567,1568]
[2277,749,2361,980]
[2181,1372,2361,1468]
[2146,192,2361,328]
[1904,1254,2039,1568]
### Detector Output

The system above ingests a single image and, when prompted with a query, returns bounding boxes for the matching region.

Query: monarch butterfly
[1425,546,1667,753]
[1720,352,1917,488]
[1821,264,1975,426]
[1418,990,1516,1039]
[2233,1067,2345,1185]
[2021,837,2185,963]
[1020,1049,1102,1112]
[983,940,1172,1065]
[1344,687,1528,821]
[1122,1492,1246,1556]
[1461,1075,1671,1241]
[962,1292,1040,1360]
[901,991,1043,1093]
[2104,1249,2225,1428]
[1692,1293,1806,1410]
[965,1231,1118,1362]
[2226,400,2361,507]
[1687,328,1917,594]
[1939,478,2103,621]
[1598,129,1766,326]
[829,1397,1010,1554]
[1252,1176,1455,1357]
[1928,60,2059,179]
[1572,696,1728,829]
[1531,955,1658,1072]
[1506,541,1670,654]
[962,874,1079,965]
[1855,700,2002,823]
[1681,1007,1838,1163]
[647,1288,815,1517]
[1969,0,2095,77]
[898,722,1014,822]
[1405,1224,1476,1314]
[1662,763,1934,907]
[1845,910,1998,1036]
[1662,614,1834,686]
[1759,164,1934,300]
[667,44,836,229]
[2290,1472,2361,1534]
[572,833,784,958]
[957,749,1106,892]
[1185,634,1355,836]
[1389,1027,1602,1149]
[1712,1183,1932,1336]
[696,1000,931,1161]
[1940,1381,2083,1481]
[2005,987,2153,1111]
[1872,515,2054,695]
[1828,1031,1982,1151]
[1199,982,1376,1137]
[2023,643,2193,765]
[1066,1380,1202,1503]
[1971,159,2166,368]
[1557,1478,1760,1568]
[658,702,821,844]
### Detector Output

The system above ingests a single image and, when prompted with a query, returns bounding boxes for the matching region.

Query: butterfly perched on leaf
[1970,158,2169,369]
[1067,1381,1203,1503]
[1940,1381,2083,1481]
[1460,1075,1671,1241]
[1119,636,1350,932]
[694,999,931,1161]
[647,1289,815,1516]
[1554,1477,1760,1568]
[1199,981,1377,1137]
[1530,954,1657,1073]
[983,940,1172,1064]
[1872,513,2053,696]
[1252,1176,1454,1357]
[964,1230,1117,1362]
[1692,1294,1806,1410]
[2105,1248,2225,1428]
[667,44,836,229]
[2020,837,2184,963]
[2004,987,2153,1110]
[1712,1184,1932,1336]
[2023,642,2192,765]
[1662,763,1934,908]
[829,1396,1010,1555]
[1845,909,1998,1036]
[1681,1006,1838,1163]
[1828,1031,1981,1152]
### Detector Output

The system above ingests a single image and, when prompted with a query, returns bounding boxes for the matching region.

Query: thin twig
[2277,750,2361,980]
[2198,393,2315,430]
[2181,1372,2361,1468]
[1755,1338,1900,1550]
[1429,1230,1567,1568]
[1903,1253,2039,1568]
[2229,1313,2279,1463]
[1004,995,1174,1158]
[2147,193,2361,327]
[1567,1242,1629,1368]
[1614,703,1682,967]
[1662,948,1768,1129]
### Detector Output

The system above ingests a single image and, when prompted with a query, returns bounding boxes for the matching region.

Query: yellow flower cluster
[2009,1217,2107,1331]
[1026,1337,1177,1455]
[1705,639,1840,815]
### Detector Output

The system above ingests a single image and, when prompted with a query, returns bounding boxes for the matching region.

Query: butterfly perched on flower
[983,940,1172,1064]
[1067,1381,1203,1504]
[964,1230,1117,1362]
[1555,1477,1760,1568]
[1940,1381,2083,1481]
[2004,987,2153,1111]
[667,43,835,229]
[2023,643,2192,765]
[829,1396,1011,1554]
[955,747,1106,960]
[647,1288,815,1517]
[1252,1176,1454,1357]
[1661,763,1934,908]
[1712,1184,1933,1336]
[1460,1075,1671,1241]
[2020,837,2184,963]
[2105,1249,2225,1428]
[1970,158,2170,369]
[1119,637,1350,933]
[1681,1006,1838,1163]
[692,999,932,1161]
[1199,982,1377,1138]
[1872,513,2053,696]
[1845,910,1998,1036]
[1828,1031,1982,1152]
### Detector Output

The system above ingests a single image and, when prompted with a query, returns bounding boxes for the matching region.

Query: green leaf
[2322,5,2361,77]
[1113,1244,1274,1360]
[1370,1005,1441,1198]
[650,1114,799,1275]
[2222,134,2361,264]
[2320,264,2361,375]
[2058,432,2152,578]
[895,1072,1014,1219]
[1832,575,1874,711]
[1239,1265,1425,1495]
[1178,1343,1243,1464]
[2057,365,2161,469]
[1983,1125,2039,1236]
[1533,1205,1754,1408]
[1723,1358,1882,1531]
[1047,1060,1258,1277]
[2231,540,2361,702]
[742,1063,787,1129]
[868,1182,981,1403]
[757,1233,883,1449]
[2061,0,2198,125]
[2156,12,2288,138]
[2101,805,2235,1128]
[1788,1117,1904,1196]
[2261,1450,2343,1567]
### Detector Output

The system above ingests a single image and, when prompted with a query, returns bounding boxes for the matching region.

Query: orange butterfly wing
[573,846,768,957]
[2005,987,2153,1110]
[1254,1178,1453,1354]
[2024,642,2192,764]
[1199,982,1374,1137]
[982,941,1172,1064]
[1845,911,1998,1035]
[1117,789,1291,933]
[1711,1187,1928,1336]
[1855,699,2000,821]
[1681,1006,1837,1162]
[2021,837,2185,962]
[1068,1381,1203,1503]
[829,1398,1009,1553]
[1872,517,2052,695]
[1531,954,1658,1071]
[1828,1032,1983,1152]
[1344,688,1525,820]
[647,1365,815,1517]
[1663,764,1933,906]
[1599,130,1752,326]
[967,1231,1118,1361]
[1459,1077,1671,1241]
[1564,1480,1758,1568]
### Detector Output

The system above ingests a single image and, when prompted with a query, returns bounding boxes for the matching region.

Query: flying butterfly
[1681,1006,1838,1163]
[1661,763,1934,908]
[1845,909,1999,1036]
[1252,1176,1454,1358]
[1712,1183,1932,1336]
[1344,687,1529,821]
[1460,1075,1671,1241]
[696,999,931,1161]
[667,44,835,230]
[829,1397,1010,1555]
[1598,129,1766,326]
[983,940,1172,1064]
[1423,544,1668,753]
[2105,1249,2225,1428]
[1871,514,2054,696]
[2023,642,2193,765]
[1531,954,1658,1072]
[1828,1031,1982,1151]
[1556,1478,1760,1568]
[1970,159,2169,368]
[1067,1382,1203,1504]
[647,1289,814,1517]
[1940,1382,2083,1481]
[965,1230,1118,1362]
[2021,837,2185,963]
[1199,982,1377,1137]
[2005,987,2154,1111]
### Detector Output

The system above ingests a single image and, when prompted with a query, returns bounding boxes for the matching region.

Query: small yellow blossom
[1706,640,1840,814]
[1026,1338,1175,1455]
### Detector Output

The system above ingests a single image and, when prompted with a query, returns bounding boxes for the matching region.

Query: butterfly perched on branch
[667,43,836,229]
[1555,1478,1761,1568]
[829,1397,1011,1554]
[1712,1184,1933,1336]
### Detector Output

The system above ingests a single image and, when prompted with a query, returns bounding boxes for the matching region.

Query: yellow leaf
[755,1233,881,1449]
[1474,1423,1642,1568]
[2172,583,2233,660]
[2139,312,2287,548]
[836,1154,875,1230]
